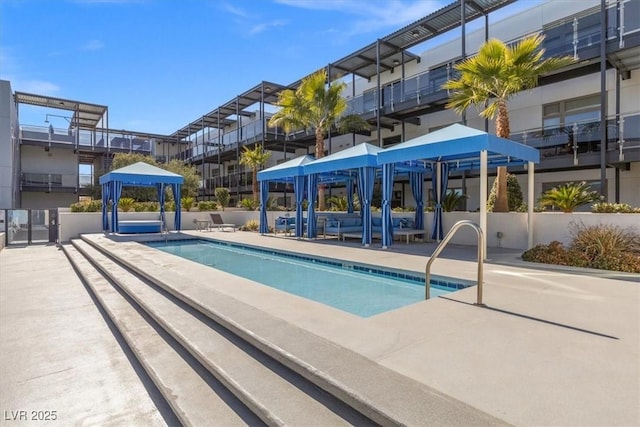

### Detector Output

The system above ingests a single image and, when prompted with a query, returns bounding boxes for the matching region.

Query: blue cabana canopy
[303,143,382,246]
[304,143,381,174]
[257,155,315,237]
[377,123,540,250]
[99,162,184,233]
[257,154,315,182]
[377,123,540,168]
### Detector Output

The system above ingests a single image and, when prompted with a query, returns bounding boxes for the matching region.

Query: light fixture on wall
[393,59,400,66]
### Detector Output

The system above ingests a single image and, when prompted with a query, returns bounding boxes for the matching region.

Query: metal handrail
[425,220,485,306]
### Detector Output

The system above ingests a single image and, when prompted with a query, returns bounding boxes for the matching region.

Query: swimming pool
[147,239,469,317]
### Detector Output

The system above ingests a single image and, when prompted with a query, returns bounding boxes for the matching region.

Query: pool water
[147,239,468,317]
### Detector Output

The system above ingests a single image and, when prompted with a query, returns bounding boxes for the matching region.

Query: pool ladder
[425,220,485,306]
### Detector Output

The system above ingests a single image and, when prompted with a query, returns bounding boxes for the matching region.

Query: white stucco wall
[58,207,639,250]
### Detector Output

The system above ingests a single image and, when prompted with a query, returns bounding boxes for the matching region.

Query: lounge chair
[209,213,236,232]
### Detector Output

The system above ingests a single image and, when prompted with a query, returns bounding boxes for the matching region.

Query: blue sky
[1,0,539,136]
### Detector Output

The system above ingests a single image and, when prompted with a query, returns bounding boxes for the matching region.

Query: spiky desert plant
[538,181,601,213]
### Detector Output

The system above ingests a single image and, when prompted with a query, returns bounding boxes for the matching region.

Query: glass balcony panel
[403,76,418,100]
[624,0,640,35]
[78,130,92,146]
[576,14,602,54]
[543,24,574,58]
[362,90,377,112]
[346,95,365,115]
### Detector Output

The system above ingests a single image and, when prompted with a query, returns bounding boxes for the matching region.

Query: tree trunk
[493,100,510,212]
[252,168,259,206]
[494,167,509,212]
[315,128,326,211]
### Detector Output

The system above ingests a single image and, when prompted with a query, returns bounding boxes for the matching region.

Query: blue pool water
[147,239,468,317]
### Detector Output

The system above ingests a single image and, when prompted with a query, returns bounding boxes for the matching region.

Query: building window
[543,94,600,129]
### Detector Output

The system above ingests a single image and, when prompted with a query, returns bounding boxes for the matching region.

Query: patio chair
[209,213,236,232]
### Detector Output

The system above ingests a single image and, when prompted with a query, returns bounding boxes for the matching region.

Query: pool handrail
[425,220,485,306]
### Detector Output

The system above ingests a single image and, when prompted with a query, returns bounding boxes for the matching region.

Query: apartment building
[1,0,638,213]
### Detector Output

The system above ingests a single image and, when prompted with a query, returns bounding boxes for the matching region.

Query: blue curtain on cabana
[101,182,110,231]
[346,180,354,214]
[409,172,424,231]
[156,183,165,225]
[381,163,395,248]
[172,184,181,231]
[111,181,122,233]
[306,174,318,238]
[294,176,305,237]
[358,167,375,246]
[259,180,269,234]
[356,175,365,222]
[431,162,449,240]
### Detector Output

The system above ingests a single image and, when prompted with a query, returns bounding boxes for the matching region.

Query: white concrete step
[70,239,372,426]
[62,243,260,427]
[81,233,508,427]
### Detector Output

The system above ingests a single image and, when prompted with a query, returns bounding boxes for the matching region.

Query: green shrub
[328,195,348,211]
[522,223,640,273]
[522,241,571,265]
[118,197,135,212]
[568,222,640,273]
[240,219,259,231]
[239,198,258,211]
[488,173,524,212]
[442,190,468,212]
[215,188,230,211]
[70,202,85,212]
[181,196,195,211]
[165,201,176,211]
[133,202,147,212]
[86,200,102,212]
[538,181,601,213]
[132,201,159,212]
[197,201,218,211]
[591,202,640,213]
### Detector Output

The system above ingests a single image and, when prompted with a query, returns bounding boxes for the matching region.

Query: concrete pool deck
[1,232,639,426]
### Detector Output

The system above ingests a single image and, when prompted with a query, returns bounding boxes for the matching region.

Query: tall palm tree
[443,33,574,211]
[268,69,369,210]
[239,144,271,205]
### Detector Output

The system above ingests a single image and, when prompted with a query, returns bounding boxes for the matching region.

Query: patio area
[1,231,638,426]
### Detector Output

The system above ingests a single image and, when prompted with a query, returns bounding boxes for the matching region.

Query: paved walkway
[0,244,176,426]
[1,235,639,426]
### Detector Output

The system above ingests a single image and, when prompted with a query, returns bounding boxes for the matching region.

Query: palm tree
[239,144,271,205]
[538,181,601,213]
[268,69,369,210]
[443,33,574,211]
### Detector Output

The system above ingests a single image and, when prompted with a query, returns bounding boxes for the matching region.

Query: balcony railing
[19,125,153,154]
[510,111,640,162]
[21,172,78,192]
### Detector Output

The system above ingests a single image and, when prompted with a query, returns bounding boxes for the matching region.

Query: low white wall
[532,212,640,247]
[58,209,640,248]
[0,232,5,251]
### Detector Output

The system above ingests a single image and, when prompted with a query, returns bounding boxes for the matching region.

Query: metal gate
[3,209,58,246]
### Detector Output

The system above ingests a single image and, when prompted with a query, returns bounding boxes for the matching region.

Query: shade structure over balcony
[377,124,540,251]
[303,143,382,245]
[99,161,184,233]
[257,155,314,237]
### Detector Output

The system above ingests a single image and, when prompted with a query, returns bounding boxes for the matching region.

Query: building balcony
[19,125,154,155]
[20,172,78,193]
